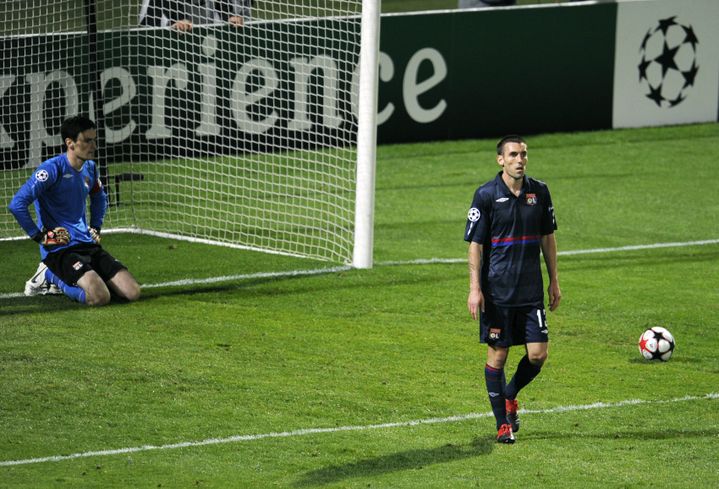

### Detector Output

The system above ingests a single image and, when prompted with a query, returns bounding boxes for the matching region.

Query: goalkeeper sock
[45,269,86,304]
[504,354,542,400]
[484,364,506,430]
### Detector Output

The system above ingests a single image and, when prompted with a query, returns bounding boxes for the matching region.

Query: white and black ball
[638,326,675,361]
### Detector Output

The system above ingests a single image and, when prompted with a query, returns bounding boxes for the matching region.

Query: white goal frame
[0,1,381,269]
[353,0,380,269]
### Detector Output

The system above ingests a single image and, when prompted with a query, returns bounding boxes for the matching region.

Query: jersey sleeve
[88,164,107,229]
[7,163,60,237]
[464,188,491,243]
[540,186,557,235]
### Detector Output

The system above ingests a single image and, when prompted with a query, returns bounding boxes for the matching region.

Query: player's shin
[484,364,507,429]
[504,354,542,400]
[45,268,86,304]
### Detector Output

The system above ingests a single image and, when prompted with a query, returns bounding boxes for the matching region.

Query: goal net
[0,0,378,267]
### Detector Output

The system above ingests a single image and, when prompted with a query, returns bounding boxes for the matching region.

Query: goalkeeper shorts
[43,243,128,286]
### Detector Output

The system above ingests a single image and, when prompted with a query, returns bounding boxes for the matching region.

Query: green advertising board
[2,1,717,169]
[1,19,361,169]
[376,3,616,143]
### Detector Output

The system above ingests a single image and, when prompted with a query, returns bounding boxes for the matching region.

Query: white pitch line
[377,238,719,266]
[1,392,716,467]
[0,266,352,300]
[1,239,717,301]
[557,238,719,256]
[139,265,353,289]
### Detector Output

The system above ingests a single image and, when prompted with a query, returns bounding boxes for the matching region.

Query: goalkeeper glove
[89,227,101,244]
[32,227,70,247]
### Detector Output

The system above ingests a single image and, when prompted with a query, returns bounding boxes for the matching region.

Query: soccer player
[8,115,141,307]
[464,135,561,444]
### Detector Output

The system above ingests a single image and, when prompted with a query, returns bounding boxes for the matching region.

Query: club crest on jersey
[526,193,537,206]
[35,170,49,182]
[467,207,481,222]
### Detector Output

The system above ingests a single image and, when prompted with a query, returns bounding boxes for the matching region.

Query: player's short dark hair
[496,134,526,155]
[60,115,96,143]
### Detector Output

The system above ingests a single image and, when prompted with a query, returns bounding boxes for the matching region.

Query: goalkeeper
[8,115,141,306]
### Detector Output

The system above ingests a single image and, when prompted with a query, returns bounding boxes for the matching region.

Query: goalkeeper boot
[24,262,50,296]
[496,423,515,444]
[505,398,520,433]
[46,283,63,295]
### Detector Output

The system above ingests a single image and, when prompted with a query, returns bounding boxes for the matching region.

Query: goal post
[353,0,380,269]
[0,1,379,268]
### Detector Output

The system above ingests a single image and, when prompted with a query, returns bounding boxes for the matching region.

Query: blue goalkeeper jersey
[8,154,107,260]
[464,172,557,307]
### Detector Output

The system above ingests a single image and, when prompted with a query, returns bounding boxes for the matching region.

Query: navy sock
[45,269,86,304]
[484,364,506,430]
[505,354,542,400]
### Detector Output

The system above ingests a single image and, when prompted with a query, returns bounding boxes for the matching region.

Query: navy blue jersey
[8,154,107,260]
[464,172,556,307]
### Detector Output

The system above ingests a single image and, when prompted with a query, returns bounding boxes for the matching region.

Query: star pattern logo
[637,16,700,108]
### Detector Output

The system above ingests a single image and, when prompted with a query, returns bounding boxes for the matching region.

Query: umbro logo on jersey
[496,197,509,203]
[63,174,74,179]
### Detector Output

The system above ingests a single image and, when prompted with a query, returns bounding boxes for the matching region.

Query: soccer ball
[638,327,675,361]
[637,16,699,108]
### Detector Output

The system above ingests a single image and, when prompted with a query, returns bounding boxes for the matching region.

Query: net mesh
[1,1,364,263]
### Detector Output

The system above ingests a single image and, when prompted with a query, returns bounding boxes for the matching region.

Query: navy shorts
[479,301,549,347]
[43,243,127,286]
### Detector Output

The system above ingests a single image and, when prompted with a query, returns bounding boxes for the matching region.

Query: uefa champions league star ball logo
[638,16,699,108]
[35,169,49,182]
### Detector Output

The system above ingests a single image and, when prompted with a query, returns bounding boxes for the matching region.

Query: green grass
[1,123,718,487]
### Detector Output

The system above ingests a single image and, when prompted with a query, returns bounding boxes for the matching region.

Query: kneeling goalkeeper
[8,115,140,306]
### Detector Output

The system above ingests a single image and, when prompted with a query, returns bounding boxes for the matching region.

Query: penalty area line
[1,392,716,467]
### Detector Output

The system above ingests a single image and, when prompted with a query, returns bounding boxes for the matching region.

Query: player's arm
[8,189,41,238]
[540,233,561,311]
[468,241,484,321]
[465,190,489,321]
[8,166,54,238]
[88,173,107,243]
[8,167,70,247]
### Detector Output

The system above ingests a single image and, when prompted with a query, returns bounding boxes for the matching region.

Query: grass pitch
[1,123,718,488]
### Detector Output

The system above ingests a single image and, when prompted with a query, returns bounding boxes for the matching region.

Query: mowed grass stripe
[2,393,716,467]
[1,238,716,300]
